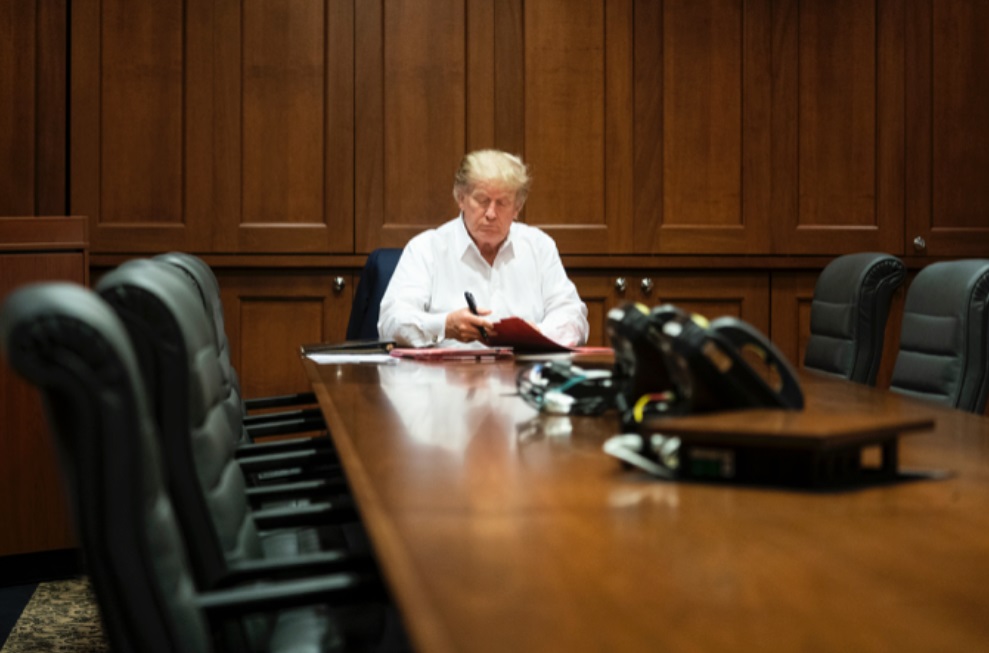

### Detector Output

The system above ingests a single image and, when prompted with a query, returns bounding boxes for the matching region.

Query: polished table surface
[303,357,989,652]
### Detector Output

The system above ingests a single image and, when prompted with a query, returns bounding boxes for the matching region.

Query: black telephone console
[606,303,803,429]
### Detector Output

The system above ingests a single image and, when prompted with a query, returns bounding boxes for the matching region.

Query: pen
[464,291,488,340]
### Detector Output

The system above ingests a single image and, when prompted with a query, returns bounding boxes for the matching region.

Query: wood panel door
[71,0,353,254]
[355,0,634,254]
[0,0,67,216]
[573,270,770,347]
[770,0,904,255]
[632,0,772,254]
[905,0,989,257]
[218,270,352,400]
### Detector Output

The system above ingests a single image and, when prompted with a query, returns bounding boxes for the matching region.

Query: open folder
[483,317,575,353]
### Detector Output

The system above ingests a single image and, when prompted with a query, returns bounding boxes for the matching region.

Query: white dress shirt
[378,216,589,348]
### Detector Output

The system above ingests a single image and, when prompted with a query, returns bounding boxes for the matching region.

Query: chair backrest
[804,252,906,385]
[96,259,263,588]
[346,248,403,340]
[889,259,989,413]
[0,283,211,653]
[153,252,251,442]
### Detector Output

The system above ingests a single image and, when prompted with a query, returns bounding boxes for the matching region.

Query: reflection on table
[304,358,989,653]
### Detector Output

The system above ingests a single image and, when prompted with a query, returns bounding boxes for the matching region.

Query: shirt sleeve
[532,232,590,347]
[377,236,447,347]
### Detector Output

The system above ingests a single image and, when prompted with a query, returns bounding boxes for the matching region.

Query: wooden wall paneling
[213,0,354,253]
[71,0,211,252]
[905,0,989,257]
[467,0,496,150]
[570,273,628,347]
[632,0,772,255]
[356,0,469,251]
[771,0,903,255]
[521,0,634,254]
[0,0,67,216]
[493,0,523,154]
[770,271,816,377]
[218,270,352,400]
[0,217,88,556]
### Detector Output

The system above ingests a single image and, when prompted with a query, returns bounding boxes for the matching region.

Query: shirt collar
[455,214,516,264]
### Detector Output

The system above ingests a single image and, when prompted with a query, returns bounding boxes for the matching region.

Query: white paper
[306,352,397,365]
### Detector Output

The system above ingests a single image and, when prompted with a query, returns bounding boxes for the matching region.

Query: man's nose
[484,203,498,219]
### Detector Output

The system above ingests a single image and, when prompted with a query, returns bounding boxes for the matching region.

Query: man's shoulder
[511,221,557,249]
[406,217,456,244]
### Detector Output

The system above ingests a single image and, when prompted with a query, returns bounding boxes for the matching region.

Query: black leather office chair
[804,252,906,385]
[95,260,369,589]
[346,248,403,340]
[0,283,381,653]
[889,259,989,413]
[154,252,326,441]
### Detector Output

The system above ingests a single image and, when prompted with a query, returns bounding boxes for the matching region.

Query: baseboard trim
[0,549,82,587]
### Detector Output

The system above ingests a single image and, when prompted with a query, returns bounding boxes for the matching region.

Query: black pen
[464,291,488,340]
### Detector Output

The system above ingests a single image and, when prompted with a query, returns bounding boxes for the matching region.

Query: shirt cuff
[422,312,447,344]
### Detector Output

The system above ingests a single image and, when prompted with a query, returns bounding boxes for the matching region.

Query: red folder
[483,317,575,353]
[389,347,514,361]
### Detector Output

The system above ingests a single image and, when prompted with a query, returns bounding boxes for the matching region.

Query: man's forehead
[470,182,515,199]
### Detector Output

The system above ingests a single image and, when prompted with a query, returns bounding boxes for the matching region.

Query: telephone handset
[705,316,804,409]
[607,303,803,428]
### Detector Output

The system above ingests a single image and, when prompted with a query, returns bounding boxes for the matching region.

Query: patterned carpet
[0,578,108,653]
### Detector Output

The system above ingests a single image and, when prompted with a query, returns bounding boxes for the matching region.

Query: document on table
[389,347,513,361]
[305,352,398,365]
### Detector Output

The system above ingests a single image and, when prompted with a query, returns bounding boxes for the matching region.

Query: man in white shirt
[378,149,589,348]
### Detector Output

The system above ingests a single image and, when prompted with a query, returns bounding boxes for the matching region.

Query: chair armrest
[243,406,324,426]
[237,437,334,457]
[252,499,358,530]
[235,448,339,474]
[244,478,350,507]
[244,391,318,411]
[197,571,384,620]
[220,550,376,585]
[243,415,326,440]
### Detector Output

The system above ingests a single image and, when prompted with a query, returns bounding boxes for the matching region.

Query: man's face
[459,182,521,254]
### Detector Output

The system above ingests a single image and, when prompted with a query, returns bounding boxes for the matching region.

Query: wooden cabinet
[0,217,87,557]
[905,0,989,257]
[66,0,989,259]
[70,0,354,253]
[769,0,905,255]
[217,269,353,398]
[572,270,770,347]
[0,1,67,217]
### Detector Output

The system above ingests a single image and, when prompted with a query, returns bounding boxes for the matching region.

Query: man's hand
[445,307,496,343]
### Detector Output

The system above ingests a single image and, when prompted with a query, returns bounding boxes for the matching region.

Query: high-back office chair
[0,283,380,653]
[889,259,989,413]
[154,253,339,488]
[346,248,403,340]
[804,253,906,385]
[154,252,326,441]
[95,260,366,589]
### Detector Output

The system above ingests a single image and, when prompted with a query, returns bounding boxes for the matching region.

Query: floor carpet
[0,578,107,653]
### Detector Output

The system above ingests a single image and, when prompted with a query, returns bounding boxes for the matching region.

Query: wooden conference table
[303,355,989,653]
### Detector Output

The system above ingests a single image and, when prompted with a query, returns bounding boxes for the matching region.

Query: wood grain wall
[3,0,989,387]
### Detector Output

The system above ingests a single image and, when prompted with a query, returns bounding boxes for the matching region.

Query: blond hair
[453,149,531,208]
